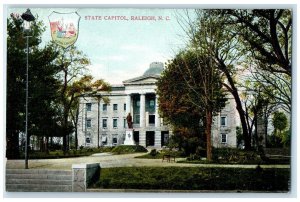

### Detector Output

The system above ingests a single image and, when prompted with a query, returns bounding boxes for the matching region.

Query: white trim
[220,116,227,127]
[221,133,227,144]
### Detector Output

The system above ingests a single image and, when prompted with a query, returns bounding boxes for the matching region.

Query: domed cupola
[143,62,164,76]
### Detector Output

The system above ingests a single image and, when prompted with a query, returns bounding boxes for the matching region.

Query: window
[112,135,118,145]
[102,119,107,128]
[123,118,126,128]
[136,100,140,107]
[102,135,107,145]
[86,137,91,144]
[86,132,91,144]
[86,119,91,128]
[134,114,140,124]
[113,104,118,111]
[220,116,227,127]
[124,103,126,111]
[113,119,118,128]
[102,104,107,111]
[149,115,155,124]
[221,134,227,143]
[149,100,155,107]
[86,103,92,111]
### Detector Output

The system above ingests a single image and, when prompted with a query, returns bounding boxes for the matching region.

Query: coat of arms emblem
[48,11,80,48]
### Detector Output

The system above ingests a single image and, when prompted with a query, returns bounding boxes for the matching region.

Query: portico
[125,93,158,129]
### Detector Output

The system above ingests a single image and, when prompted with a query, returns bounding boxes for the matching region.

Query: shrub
[111,145,147,154]
[149,149,158,157]
[212,148,260,164]
[93,167,290,191]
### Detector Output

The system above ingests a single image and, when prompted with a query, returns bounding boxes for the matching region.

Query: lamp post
[21,8,35,169]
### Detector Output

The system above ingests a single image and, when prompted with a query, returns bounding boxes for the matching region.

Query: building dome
[143,62,164,76]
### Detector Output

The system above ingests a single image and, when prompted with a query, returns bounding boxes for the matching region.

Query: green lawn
[135,149,184,159]
[18,145,147,159]
[93,166,290,191]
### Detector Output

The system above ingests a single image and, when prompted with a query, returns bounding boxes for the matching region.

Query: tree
[272,111,288,137]
[156,60,202,129]
[157,59,205,155]
[6,13,61,158]
[247,64,291,113]
[158,49,226,161]
[54,45,91,152]
[69,77,111,150]
[177,9,292,149]
[220,9,292,76]
[176,10,254,150]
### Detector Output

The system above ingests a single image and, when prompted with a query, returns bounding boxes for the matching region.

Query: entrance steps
[6,169,72,192]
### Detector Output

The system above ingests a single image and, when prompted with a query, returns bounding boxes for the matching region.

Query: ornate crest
[48,11,80,48]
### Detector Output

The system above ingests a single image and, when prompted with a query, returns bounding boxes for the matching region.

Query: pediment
[123,75,160,85]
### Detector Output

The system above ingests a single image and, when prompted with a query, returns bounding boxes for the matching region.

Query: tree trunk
[39,136,44,152]
[217,60,251,150]
[205,109,213,161]
[75,107,79,150]
[45,136,49,154]
[98,100,100,148]
[230,86,251,149]
[62,111,69,153]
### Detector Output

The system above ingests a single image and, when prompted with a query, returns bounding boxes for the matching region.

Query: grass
[135,149,185,159]
[177,148,291,165]
[19,145,147,159]
[93,166,290,191]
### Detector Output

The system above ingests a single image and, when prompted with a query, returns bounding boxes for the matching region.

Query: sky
[7,7,190,84]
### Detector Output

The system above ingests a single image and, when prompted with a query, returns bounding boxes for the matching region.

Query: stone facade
[211,96,238,148]
[77,62,238,149]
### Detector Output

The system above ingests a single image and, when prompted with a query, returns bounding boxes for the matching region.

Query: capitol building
[77,62,238,149]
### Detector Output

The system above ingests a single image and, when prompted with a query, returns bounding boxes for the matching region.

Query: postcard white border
[1,0,299,201]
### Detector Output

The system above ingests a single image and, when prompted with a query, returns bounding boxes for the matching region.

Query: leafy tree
[6,13,61,158]
[68,77,111,149]
[272,111,288,137]
[177,9,292,149]
[219,9,292,76]
[177,9,253,150]
[54,45,91,152]
[158,49,226,161]
[247,64,291,113]
[156,61,202,129]
[216,9,292,147]
[53,45,111,152]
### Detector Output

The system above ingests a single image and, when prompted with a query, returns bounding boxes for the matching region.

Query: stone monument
[124,113,135,145]
[124,129,135,145]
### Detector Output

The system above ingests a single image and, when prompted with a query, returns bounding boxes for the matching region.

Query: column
[145,111,149,127]
[155,95,161,127]
[140,93,146,128]
[126,94,131,115]
[155,131,161,148]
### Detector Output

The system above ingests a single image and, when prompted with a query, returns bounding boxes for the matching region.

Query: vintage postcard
[4,5,293,196]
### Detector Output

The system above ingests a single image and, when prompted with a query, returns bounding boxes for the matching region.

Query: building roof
[122,62,164,85]
[143,62,164,76]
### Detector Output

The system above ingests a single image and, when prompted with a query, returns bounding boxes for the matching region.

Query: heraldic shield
[48,11,81,48]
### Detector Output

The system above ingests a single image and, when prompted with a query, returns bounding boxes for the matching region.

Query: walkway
[6,153,290,170]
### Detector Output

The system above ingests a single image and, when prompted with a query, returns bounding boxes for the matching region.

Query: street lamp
[21,8,35,169]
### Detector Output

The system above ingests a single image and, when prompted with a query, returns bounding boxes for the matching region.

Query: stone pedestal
[72,163,100,192]
[124,129,135,145]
